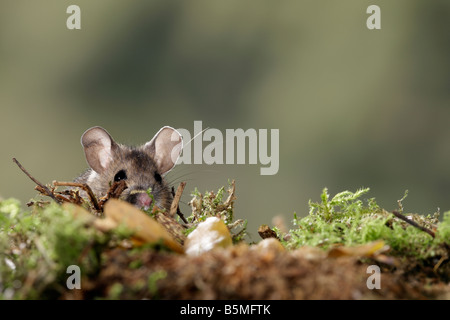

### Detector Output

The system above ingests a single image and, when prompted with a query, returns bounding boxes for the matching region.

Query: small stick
[54,194,72,203]
[53,181,101,212]
[177,207,186,224]
[106,180,128,199]
[392,210,435,238]
[12,158,61,204]
[170,182,188,223]
[433,256,447,274]
[224,179,237,207]
[97,180,128,208]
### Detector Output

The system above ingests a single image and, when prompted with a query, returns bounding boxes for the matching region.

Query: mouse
[75,126,183,213]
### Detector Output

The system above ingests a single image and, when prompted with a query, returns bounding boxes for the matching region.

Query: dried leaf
[93,217,118,232]
[103,199,183,253]
[258,224,278,239]
[327,240,389,258]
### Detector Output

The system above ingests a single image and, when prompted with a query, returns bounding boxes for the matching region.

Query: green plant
[284,188,448,259]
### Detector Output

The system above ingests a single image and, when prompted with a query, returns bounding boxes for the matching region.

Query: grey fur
[75,127,182,211]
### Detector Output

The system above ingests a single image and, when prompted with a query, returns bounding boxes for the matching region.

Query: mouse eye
[154,172,162,183]
[114,170,127,182]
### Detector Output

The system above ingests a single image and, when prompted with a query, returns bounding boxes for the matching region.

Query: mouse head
[81,126,183,211]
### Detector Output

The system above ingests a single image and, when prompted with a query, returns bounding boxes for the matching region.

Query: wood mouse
[75,126,183,213]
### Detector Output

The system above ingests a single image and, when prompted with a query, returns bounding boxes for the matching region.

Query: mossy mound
[0,185,449,299]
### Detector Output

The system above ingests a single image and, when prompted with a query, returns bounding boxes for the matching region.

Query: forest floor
[1,179,449,300]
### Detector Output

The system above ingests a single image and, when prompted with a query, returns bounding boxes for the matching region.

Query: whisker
[196,134,237,150]
[167,171,201,180]
[167,178,196,187]
[165,166,222,185]
[165,171,201,185]
[182,127,210,148]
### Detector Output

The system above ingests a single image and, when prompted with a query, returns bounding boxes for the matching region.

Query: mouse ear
[81,127,116,174]
[144,126,183,175]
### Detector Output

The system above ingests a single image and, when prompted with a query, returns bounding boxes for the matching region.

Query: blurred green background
[1,1,450,239]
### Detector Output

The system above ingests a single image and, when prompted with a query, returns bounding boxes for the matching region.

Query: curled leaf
[327,240,389,258]
[103,199,183,253]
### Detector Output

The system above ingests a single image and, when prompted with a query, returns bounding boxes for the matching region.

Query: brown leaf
[327,240,389,258]
[103,199,184,253]
[258,224,278,240]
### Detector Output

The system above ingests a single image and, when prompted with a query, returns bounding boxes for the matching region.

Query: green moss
[147,270,167,298]
[107,283,124,300]
[0,199,109,299]
[283,188,448,259]
[1,183,448,299]
[128,259,143,269]
[438,211,450,242]
[187,180,247,243]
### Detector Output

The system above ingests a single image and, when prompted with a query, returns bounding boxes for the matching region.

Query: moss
[187,180,247,243]
[1,183,448,299]
[283,188,449,259]
[147,270,167,298]
[0,199,109,299]
[107,283,124,300]
[438,211,450,242]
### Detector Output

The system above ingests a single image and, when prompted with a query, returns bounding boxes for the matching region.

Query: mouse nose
[135,192,153,210]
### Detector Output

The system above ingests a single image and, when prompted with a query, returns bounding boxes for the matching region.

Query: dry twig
[53,181,101,212]
[170,182,187,223]
[392,210,435,238]
[97,180,128,207]
[13,158,61,204]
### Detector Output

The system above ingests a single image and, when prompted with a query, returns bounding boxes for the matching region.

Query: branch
[170,182,188,223]
[12,158,61,204]
[392,210,435,238]
[53,181,101,212]
[97,180,128,209]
